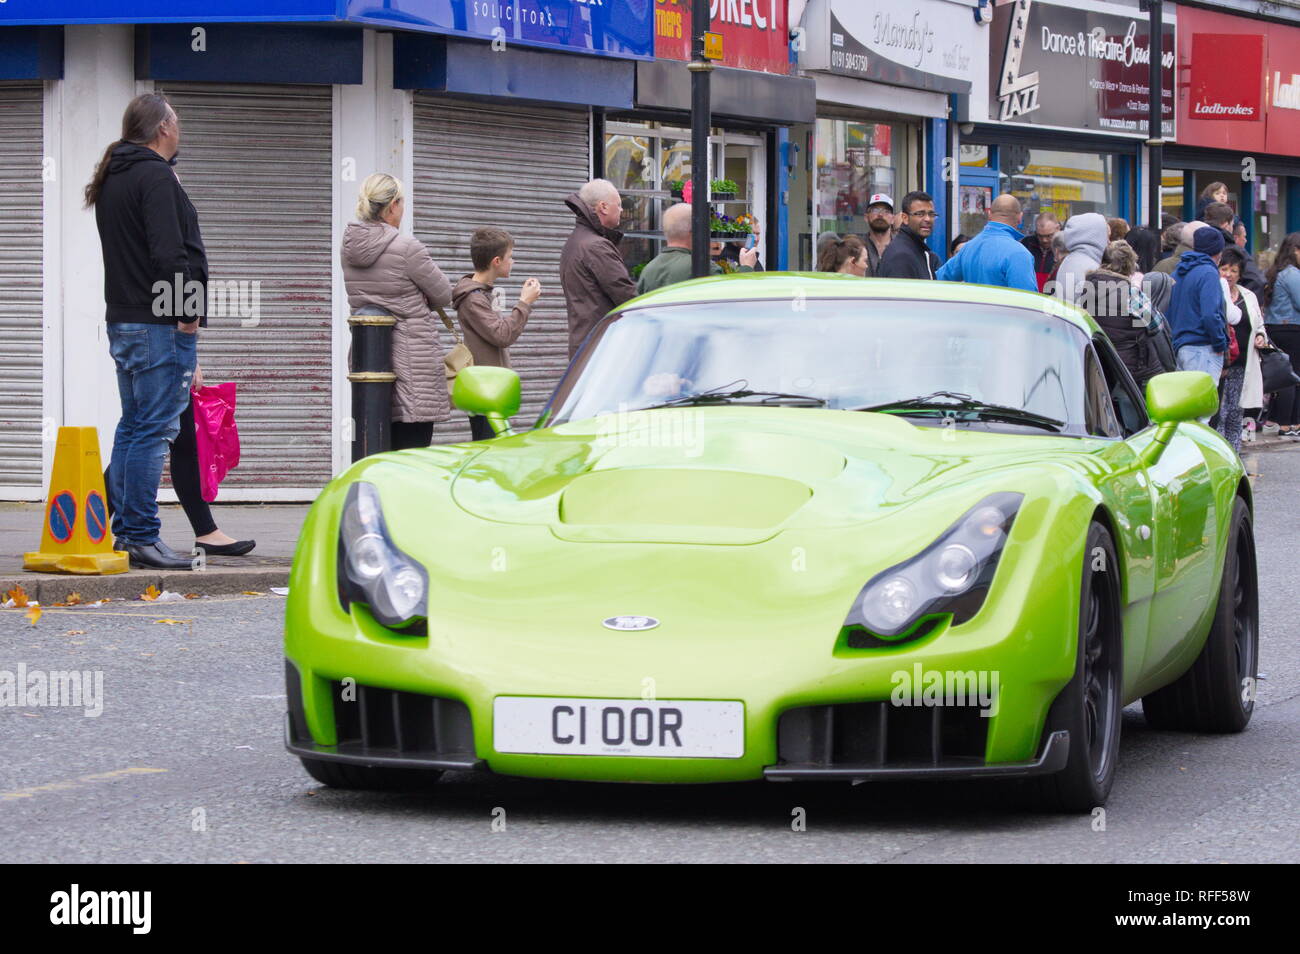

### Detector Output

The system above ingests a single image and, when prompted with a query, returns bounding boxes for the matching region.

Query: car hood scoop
[448,408,1075,544]
[451,418,847,543]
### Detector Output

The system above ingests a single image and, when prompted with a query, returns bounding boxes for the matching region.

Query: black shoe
[123,542,194,570]
[194,539,256,557]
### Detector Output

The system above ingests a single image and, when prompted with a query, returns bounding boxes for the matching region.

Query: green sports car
[284,274,1258,811]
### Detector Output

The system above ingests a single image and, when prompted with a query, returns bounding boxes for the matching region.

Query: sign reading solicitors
[801,0,980,94]
[0,0,654,60]
[990,0,1175,137]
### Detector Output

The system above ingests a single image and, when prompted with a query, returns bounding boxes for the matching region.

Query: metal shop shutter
[413,96,590,444]
[0,83,44,492]
[161,83,334,490]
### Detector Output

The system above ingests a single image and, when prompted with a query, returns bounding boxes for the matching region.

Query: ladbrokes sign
[1176,3,1300,157]
[990,0,1175,137]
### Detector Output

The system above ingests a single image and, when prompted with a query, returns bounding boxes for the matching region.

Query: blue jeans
[107,323,197,545]
[1176,344,1224,379]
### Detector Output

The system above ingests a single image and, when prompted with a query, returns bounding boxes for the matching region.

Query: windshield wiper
[644,389,828,410]
[851,391,1065,432]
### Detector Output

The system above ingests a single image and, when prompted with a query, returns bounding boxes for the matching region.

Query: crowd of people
[813,183,1300,456]
[90,91,1299,570]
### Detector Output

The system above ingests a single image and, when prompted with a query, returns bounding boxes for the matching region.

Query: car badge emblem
[603,615,660,631]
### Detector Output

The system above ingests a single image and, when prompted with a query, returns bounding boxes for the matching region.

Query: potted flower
[669,179,687,199]
[710,178,740,200]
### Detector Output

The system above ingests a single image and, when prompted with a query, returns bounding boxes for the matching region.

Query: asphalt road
[3,447,1298,864]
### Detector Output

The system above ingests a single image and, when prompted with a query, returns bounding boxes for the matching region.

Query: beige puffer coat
[342,221,453,423]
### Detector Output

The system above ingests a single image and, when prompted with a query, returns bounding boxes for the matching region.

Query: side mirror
[452,366,521,437]
[1145,371,1219,423]
[1138,371,1219,467]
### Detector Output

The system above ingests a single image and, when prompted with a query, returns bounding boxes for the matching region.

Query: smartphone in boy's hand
[520,277,542,305]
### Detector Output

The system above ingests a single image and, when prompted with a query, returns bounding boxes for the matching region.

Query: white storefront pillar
[332,30,414,475]
[50,26,137,475]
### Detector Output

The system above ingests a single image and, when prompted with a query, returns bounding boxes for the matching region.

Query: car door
[1091,335,1218,678]
[1085,339,1158,692]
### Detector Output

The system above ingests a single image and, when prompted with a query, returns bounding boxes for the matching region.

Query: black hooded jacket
[875,225,940,279]
[94,143,207,324]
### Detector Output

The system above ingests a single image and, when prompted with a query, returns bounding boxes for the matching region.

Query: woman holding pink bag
[106,363,255,557]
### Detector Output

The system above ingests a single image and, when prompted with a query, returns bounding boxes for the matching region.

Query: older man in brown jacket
[560,179,637,357]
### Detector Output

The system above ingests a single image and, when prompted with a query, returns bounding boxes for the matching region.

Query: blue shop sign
[0,0,653,60]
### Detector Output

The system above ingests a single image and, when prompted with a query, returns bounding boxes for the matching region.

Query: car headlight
[844,492,1023,639]
[337,482,428,629]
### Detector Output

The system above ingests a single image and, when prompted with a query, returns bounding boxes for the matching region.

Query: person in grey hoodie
[1049,212,1109,305]
[341,173,453,450]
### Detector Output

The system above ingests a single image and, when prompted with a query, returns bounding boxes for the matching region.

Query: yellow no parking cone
[23,427,128,574]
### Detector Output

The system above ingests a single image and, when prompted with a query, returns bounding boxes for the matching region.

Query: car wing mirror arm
[1138,421,1178,468]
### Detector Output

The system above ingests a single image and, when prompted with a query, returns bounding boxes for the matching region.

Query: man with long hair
[85,93,202,569]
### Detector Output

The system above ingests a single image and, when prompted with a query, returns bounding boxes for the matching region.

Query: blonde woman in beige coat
[342,173,453,449]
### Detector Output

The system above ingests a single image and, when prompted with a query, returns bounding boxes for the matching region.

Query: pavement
[0,503,305,604]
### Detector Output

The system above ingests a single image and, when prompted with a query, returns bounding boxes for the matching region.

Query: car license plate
[493,697,744,758]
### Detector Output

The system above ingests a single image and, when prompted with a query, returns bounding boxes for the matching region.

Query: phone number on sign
[831,50,869,72]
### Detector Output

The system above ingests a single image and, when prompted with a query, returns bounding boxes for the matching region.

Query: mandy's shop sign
[799,0,979,94]
[991,0,1175,136]
[0,0,655,59]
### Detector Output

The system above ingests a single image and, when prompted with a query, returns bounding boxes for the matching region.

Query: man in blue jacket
[1167,227,1230,379]
[936,194,1037,291]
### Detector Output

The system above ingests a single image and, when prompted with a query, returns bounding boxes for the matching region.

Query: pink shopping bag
[191,383,240,502]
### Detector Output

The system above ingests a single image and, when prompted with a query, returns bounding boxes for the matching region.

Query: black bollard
[348,307,396,462]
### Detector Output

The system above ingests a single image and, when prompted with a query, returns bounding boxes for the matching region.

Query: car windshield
[540,298,1089,433]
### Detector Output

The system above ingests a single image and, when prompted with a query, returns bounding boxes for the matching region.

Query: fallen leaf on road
[65,592,83,605]
[153,618,187,626]
[140,584,161,601]
[26,605,41,626]
[184,593,200,599]
[140,652,154,657]
[64,630,86,636]
[241,591,264,596]
[6,585,30,607]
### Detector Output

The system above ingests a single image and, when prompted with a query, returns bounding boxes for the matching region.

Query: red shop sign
[654,0,791,75]
[1265,19,1300,156]
[1175,5,1266,151]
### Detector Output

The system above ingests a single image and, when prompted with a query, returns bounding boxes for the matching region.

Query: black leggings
[104,394,217,538]
[391,420,434,450]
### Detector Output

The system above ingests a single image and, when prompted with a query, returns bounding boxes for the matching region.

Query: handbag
[1260,347,1300,394]
[190,383,240,502]
[1226,322,1241,365]
[436,307,473,395]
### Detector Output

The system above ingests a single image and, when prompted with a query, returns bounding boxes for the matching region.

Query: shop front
[960,0,1176,234]
[792,0,986,267]
[1,1,653,498]
[0,27,59,498]
[601,1,814,278]
[1164,3,1300,252]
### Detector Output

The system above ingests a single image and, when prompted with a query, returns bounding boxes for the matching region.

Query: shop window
[1003,147,1120,225]
[603,119,766,276]
[814,118,913,241]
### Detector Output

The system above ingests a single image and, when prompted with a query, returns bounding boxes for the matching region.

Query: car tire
[1029,521,1123,813]
[299,757,443,791]
[1141,496,1258,733]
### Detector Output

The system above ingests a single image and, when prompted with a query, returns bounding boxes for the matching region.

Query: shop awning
[634,60,816,126]
[0,26,62,80]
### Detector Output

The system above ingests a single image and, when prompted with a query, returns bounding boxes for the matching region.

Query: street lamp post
[1144,0,1164,231]
[689,0,713,279]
